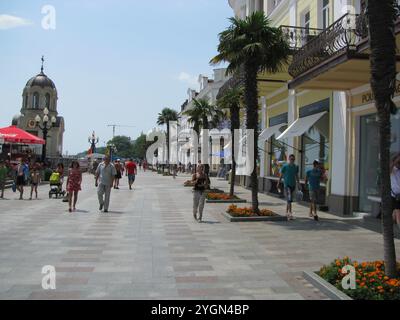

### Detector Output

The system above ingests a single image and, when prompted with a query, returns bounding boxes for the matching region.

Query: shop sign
[299,98,330,118]
[361,82,400,104]
[269,113,288,127]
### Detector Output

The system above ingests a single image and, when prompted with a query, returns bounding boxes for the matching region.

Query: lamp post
[107,143,117,161]
[35,107,56,162]
[88,131,99,154]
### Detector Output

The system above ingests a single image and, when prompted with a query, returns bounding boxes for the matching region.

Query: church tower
[12,57,65,158]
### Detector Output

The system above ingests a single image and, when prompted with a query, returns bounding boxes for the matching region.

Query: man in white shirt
[95,156,117,213]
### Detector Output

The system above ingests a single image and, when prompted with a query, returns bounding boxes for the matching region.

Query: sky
[0,0,232,155]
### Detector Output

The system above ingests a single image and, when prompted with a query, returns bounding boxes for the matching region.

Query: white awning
[258,124,287,143]
[277,112,327,140]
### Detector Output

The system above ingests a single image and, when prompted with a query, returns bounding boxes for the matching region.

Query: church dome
[26,71,56,90]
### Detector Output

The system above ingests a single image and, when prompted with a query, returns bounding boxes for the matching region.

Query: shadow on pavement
[270,217,360,232]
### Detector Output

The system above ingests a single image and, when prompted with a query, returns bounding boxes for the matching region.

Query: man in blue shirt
[305,160,324,221]
[278,154,300,220]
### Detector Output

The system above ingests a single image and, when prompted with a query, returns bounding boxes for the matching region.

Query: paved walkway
[0,171,399,300]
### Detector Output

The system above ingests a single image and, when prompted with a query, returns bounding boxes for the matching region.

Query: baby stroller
[49,172,66,199]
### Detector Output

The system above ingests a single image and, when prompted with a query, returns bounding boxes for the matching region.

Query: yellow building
[228,0,400,216]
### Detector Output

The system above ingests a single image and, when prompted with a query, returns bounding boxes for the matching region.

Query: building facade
[12,60,65,159]
[178,68,230,173]
[227,0,400,216]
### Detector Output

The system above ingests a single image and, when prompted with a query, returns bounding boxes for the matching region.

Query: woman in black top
[192,165,210,222]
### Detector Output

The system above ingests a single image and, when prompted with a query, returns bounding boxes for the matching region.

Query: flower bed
[206,193,246,203]
[318,257,400,300]
[226,205,275,217]
[207,193,239,200]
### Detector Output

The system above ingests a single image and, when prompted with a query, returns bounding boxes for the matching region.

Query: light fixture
[43,107,49,115]
[35,115,41,123]
[51,116,57,124]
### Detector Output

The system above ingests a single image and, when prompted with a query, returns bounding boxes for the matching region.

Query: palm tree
[217,83,243,197]
[183,98,224,173]
[157,108,179,173]
[367,0,398,278]
[211,11,290,213]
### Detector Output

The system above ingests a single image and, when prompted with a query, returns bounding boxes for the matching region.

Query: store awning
[0,134,4,144]
[258,124,287,144]
[277,112,327,140]
[0,125,45,145]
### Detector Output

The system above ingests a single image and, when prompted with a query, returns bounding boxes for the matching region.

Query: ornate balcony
[288,13,368,79]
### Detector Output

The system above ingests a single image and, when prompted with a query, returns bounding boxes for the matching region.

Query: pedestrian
[125,158,137,190]
[278,154,300,221]
[192,165,210,223]
[172,164,177,179]
[92,159,99,175]
[114,159,122,189]
[66,161,82,212]
[95,156,117,213]
[16,159,25,200]
[29,165,41,200]
[305,160,324,221]
[0,160,8,199]
[390,153,400,230]
[143,160,147,172]
[139,160,142,171]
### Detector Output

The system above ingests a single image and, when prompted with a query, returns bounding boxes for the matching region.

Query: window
[322,0,330,29]
[270,126,288,177]
[304,11,311,34]
[359,113,400,212]
[24,94,28,108]
[32,92,39,109]
[45,93,51,109]
[301,113,330,179]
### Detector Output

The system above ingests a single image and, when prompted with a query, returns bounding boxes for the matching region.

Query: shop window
[301,113,330,179]
[269,126,288,177]
[359,113,400,212]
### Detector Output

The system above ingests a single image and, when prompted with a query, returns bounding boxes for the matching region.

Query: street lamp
[35,107,56,162]
[106,143,117,161]
[88,131,99,154]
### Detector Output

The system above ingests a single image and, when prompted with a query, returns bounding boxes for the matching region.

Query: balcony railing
[279,25,323,50]
[288,13,369,78]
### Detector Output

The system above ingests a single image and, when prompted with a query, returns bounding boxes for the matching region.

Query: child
[30,166,41,200]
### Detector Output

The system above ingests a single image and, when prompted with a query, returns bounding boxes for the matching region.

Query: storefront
[358,109,400,212]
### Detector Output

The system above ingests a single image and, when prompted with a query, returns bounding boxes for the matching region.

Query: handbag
[12,182,16,193]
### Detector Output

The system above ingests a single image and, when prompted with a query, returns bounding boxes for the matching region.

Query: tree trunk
[229,105,240,197]
[244,62,259,214]
[203,117,210,176]
[368,0,398,278]
[166,124,170,174]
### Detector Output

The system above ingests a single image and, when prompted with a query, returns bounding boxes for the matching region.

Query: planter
[302,271,352,300]
[222,212,287,222]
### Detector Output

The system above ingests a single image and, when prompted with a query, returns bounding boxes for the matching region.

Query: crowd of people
[0,156,140,214]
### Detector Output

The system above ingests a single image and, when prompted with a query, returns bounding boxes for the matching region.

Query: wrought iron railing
[279,25,323,50]
[288,13,366,78]
[288,6,400,78]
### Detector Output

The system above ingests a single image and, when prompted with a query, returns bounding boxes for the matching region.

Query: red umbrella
[0,125,45,145]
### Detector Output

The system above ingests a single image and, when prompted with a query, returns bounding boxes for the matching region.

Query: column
[329,91,355,215]
[260,96,267,178]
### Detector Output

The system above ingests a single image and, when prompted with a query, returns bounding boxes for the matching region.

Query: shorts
[309,190,319,203]
[392,197,400,210]
[16,176,25,186]
[31,182,38,187]
[116,172,122,179]
[128,174,135,183]
[284,186,295,203]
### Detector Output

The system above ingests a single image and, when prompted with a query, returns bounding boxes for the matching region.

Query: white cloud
[177,72,198,88]
[0,14,33,30]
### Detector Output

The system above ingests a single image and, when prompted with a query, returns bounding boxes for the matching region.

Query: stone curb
[206,199,247,204]
[302,271,352,300]
[221,212,287,222]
